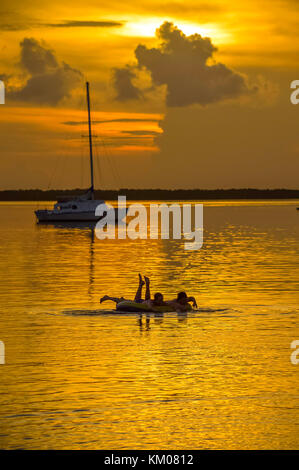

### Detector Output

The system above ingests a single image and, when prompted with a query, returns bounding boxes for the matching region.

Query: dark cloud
[45,20,124,28]
[62,118,160,126]
[8,38,82,105]
[0,18,124,31]
[0,24,28,31]
[122,130,159,136]
[114,21,256,107]
[112,66,142,101]
[11,63,82,105]
[19,38,58,75]
[92,137,155,148]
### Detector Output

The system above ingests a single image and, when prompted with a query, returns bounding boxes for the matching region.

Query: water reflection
[0,201,299,450]
[37,221,97,298]
[36,221,97,230]
[137,311,188,331]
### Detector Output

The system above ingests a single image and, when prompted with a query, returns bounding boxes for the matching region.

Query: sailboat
[35,82,123,223]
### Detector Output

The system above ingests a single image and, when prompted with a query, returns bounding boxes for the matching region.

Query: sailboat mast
[86,81,94,199]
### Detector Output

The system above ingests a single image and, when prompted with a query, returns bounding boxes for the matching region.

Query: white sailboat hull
[35,209,123,222]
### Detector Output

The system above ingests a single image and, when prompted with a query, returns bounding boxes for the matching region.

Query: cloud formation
[113,21,255,107]
[112,66,142,101]
[0,16,124,31]
[45,20,124,28]
[63,118,160,126]
[9,38,82,105]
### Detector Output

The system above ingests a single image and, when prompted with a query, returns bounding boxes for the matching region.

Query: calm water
[0,200,298,449]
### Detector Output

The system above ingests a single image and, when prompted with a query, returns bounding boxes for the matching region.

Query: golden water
[0,200,298,449]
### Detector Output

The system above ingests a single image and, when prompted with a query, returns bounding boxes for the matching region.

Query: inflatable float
[115,300,192,313]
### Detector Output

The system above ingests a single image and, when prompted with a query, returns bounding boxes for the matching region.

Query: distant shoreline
[0,188,298,201]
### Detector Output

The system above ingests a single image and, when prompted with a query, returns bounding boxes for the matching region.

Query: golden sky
[0,0,299,189]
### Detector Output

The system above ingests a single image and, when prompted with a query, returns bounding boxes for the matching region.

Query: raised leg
[144,276,151,300]
[134,273,145,302]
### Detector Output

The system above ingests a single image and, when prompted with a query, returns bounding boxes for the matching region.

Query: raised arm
[186,296,197,308]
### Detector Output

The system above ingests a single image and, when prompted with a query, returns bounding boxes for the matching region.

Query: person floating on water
[169,291,198,312]
[100,274,197,312]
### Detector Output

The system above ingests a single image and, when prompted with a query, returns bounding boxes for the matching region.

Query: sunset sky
[0,0,298,189]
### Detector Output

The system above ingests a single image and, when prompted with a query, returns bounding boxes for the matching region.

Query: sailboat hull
[35,209,125,223]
